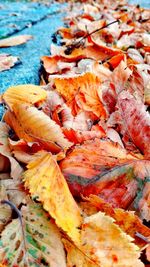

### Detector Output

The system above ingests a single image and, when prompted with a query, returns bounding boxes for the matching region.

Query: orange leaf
[53,72,107,118]
[41,55,61,74]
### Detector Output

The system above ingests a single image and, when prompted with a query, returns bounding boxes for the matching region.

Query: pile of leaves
[0,0,150,266]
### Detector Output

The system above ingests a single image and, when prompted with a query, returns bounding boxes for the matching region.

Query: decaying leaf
[118,91,150,158]
[52,72,107,118]
[2,84,47,110]
[12,103,72,152]
[23,151,82,244]
[0,122,23,179]
[81,212,144,267]
[64,212,144,267]
[0,35,32,47]
[0,54,19,72]
[0,185,12,232]
[0,202,66,267]
[81,195,150,248]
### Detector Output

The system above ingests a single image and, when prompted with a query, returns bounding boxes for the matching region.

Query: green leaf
[0,202,66,267]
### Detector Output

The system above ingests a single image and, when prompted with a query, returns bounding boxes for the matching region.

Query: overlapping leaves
[0,0,150,266]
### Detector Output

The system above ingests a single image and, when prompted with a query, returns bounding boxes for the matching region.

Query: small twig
[64,20,119,55]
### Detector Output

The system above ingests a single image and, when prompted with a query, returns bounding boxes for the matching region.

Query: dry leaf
[53,72,107,118]
[0,122,23,179]
[0,185,12,232]
[0,54,19,72]
[64,212,144,267]
[12,103,72,152]
[81,212,144,267]
[23,151,82,244]
[0,35,32,47]
[2,84,47,110]
[0,202,66,267]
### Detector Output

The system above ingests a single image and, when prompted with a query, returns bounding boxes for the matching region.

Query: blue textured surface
[129,0,150,8]
[0,1,65,117]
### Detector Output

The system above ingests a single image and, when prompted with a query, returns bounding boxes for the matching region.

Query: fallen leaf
[0,201,66,267]
[2,84,47,110]
[0,185,12,232]
[0,122,23,179]
[80,212,144,267]
[23,151,82,244]
[52,72,107,118]
[118,91,150,158]
[0,35,32,47]
[12,103,72,152]
[81,195,150,248]
[64,212,144,267]
[0,54,19,72]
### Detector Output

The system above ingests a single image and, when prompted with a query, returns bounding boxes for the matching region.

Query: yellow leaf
[12,103,72,151]
[63,239,95,267]
[23,151,82,243]
[64,211,144,267]
[2,84,47,110]
[80,212,144,267]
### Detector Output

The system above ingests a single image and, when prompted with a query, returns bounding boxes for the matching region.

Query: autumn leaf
[0,186,12,232]
[0,122,23,179]
[64,212,144,267]
[52,72,107,118]
[0,35,32,47]
[12,103,72,152]
[81,195,150,248]
[60,137,140,182]
[23,151,82,244]
[0,54,19,72]
[81,212,144,267]
[0,202,66,267]
[144,80,150,105]
[2,84,47,110]
[63,238,95,267]
[118,91,150,158]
